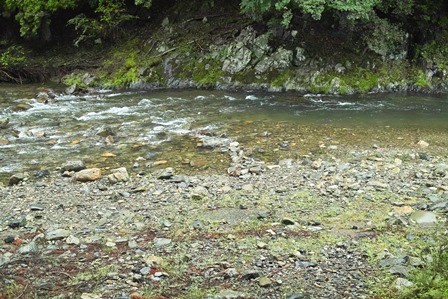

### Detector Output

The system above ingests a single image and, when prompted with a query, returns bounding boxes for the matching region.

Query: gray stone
[410,211,437,224]
[18,241,40,254]
[288,293,311,299]
[379,256,408,268]
[154,237,172,247]
[46,229,70,240]
[108,167,130,183]
[8,217,26,228]
[9,173,25,186]
[156,167,174,179]
[74,168,102,182]
[394,277,413,291]
[430,201,448,211]
[61,160,85,172]
[30,203,44,211]
[0,255,10,266]
[222,45,252,74]
[259,276,273,287]
[211,289,246,299]
[65,84,77,95]
[389,265,412,277]
[66,235,80,245]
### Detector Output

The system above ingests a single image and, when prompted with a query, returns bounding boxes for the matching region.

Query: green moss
[62,72,85,87]
[271,70,294,88]
[414,69,431,88]
[191,59,224,88]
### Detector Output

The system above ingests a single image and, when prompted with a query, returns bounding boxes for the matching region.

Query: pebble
[259,276,273,287]
[18,241,40,254]
[154,238,172,247]
[61,160,85,172]
[30,203,44,211]
[46,229,70,240]
[4,235,15,243]
[66,235,80,245]
[75,168,102,182]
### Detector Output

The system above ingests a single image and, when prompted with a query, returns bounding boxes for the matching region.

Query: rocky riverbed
[1,141,447,299]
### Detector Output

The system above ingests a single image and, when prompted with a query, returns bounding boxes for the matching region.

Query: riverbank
[1,142,447,298]
[2,4,448,95]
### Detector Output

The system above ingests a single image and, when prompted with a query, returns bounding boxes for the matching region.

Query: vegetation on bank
[1,1,448,92]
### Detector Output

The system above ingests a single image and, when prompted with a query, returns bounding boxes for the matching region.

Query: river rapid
[1,84,448,183]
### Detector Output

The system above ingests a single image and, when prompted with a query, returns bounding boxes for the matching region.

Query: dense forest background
[1,0,448,92]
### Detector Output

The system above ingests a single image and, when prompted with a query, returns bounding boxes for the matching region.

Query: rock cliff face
[60,19,448,94]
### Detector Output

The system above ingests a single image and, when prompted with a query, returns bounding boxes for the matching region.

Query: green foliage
[241,0,380,25]
[366,16,408,58]
[417,34,448,71]
[414,69,430,88]
[4,0,76,37]
[399,243,448,299]
[68,0,138,46]
[0,45,26,67]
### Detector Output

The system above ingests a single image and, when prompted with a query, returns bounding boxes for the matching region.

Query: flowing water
[1,83,448,183]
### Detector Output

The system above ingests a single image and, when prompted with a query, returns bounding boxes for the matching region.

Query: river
[1,84,447,183]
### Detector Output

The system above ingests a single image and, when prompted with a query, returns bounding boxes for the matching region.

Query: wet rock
[96,125,116,138]
[13,103,32,111]
[61,160,85,172]
[75,168,102,182]
[409,211,437,224]
[46,229,70,241]
[0,117,9,129]
[108,167,130,183]
[65,84,77,95]
[9,173,26,185]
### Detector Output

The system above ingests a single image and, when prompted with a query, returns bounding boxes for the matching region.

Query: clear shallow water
[1,84,448,181]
